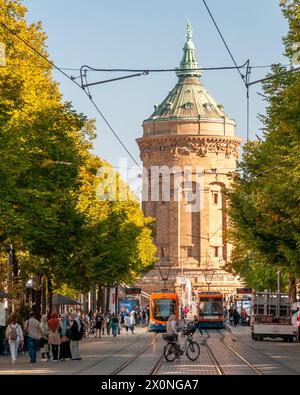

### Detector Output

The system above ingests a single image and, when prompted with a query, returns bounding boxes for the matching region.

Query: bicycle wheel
[186,341,200,361]
[164,342,177,362]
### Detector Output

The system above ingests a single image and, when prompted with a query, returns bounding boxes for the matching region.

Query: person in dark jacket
[111,314,119,337]
[94,310,103,338]
[233,309,240,326]
[59,314,71,361]
[70,312,82,360]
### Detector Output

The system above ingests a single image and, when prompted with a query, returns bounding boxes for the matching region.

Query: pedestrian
[106,311,112,335]
[69,312,82,360]
[124,313,130,335]
[47,312,61,362]
[88,310,93,322]
[229,308,234,326]
[102,314,107,335]
[59,314,72,361]
[184,306,189,318]
[24,311,41,364]
[117,313,122,335]
[130,311,136,334]
[111,314,119,337]
[94,310,103,338]
[180,305,185,320]
[193,315,203,335]
[142,310,146,325]
[5,313,23,364]
[233,309,240,326]
[39,314,50,362]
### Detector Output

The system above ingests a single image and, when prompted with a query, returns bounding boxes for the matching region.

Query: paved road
[1,324,300,375]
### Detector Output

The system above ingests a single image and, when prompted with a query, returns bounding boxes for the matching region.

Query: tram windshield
[198,298,223,316]
[152,299,176,321]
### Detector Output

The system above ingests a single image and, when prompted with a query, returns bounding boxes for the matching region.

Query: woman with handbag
[39,315,50,362]
[47,312,61,362]
[59,314,71,361]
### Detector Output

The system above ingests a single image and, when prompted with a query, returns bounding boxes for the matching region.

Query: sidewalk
[0,326,149,375]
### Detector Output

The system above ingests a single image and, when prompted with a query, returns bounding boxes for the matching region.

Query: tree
[0,0,94,313]
[62,154,157,292]
[226,0,300,300]
[0,0,157,315]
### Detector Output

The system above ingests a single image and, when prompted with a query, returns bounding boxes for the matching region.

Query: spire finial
[186,21,193,41]
[176,23,202,78]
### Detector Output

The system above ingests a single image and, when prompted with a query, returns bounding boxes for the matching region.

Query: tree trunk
[115,286,118,315]
[105,286,110,313]
[101,287,105,313]
[97,284,102,311]
[288,272,297,303]
[34,288,41,319]
[47,277,53,318]
[41,277,47,315]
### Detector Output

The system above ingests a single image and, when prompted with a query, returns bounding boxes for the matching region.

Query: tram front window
[152,299,176,321]
[199,299,223,316]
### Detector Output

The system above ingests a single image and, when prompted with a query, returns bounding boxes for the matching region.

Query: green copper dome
[144,23,228,123]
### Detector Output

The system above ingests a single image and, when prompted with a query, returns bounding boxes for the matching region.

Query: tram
[149,291,179,332]
[197,291,225,329]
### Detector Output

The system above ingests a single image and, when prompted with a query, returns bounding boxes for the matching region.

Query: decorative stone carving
[139,137,240,160]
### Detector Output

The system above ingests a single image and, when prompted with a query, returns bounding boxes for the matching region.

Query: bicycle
[163,323,200,362]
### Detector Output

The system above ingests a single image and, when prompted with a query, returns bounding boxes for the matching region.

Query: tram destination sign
[125,287,141,295]
[236,288,252,294]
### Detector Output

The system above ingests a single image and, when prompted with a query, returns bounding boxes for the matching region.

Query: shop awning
[52,293,82,305]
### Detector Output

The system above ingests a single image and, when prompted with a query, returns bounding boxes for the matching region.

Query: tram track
[225,332,300,375]
[203,329,263,375]
[201,331,224,375]
[74,332,151,375]
[216,329,263,375]
[111,333,164,375]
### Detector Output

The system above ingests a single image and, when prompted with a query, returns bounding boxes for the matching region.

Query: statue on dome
[186,22,193,41]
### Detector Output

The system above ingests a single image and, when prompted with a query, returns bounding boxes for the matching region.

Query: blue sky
[24,0,288,170]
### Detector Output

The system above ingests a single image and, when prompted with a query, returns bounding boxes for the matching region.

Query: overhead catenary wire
[0,63,291,71]
[202,0,247,87]
[3,17,299,159]
[0,20,141,168]
[202,0,252,142]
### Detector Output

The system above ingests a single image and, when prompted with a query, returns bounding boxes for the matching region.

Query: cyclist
[166,315,183,356]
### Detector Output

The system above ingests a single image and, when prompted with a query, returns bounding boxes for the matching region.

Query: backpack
[9,325,18,341]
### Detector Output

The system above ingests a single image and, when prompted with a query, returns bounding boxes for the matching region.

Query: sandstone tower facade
[136,24,243,300]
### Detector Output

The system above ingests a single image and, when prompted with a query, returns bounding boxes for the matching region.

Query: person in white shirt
[124,313,131,335]
[129,311,136,334]
[5,313,24,364]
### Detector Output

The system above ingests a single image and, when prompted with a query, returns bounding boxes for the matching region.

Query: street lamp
[26,278,36,310]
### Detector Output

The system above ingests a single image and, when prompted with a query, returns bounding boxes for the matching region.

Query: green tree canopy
[226,0,300,298]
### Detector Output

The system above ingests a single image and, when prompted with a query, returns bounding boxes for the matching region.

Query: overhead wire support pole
[79,62,250,75]
[246,65,300,87]
[245,61,252,142]
[81,72,148,88]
